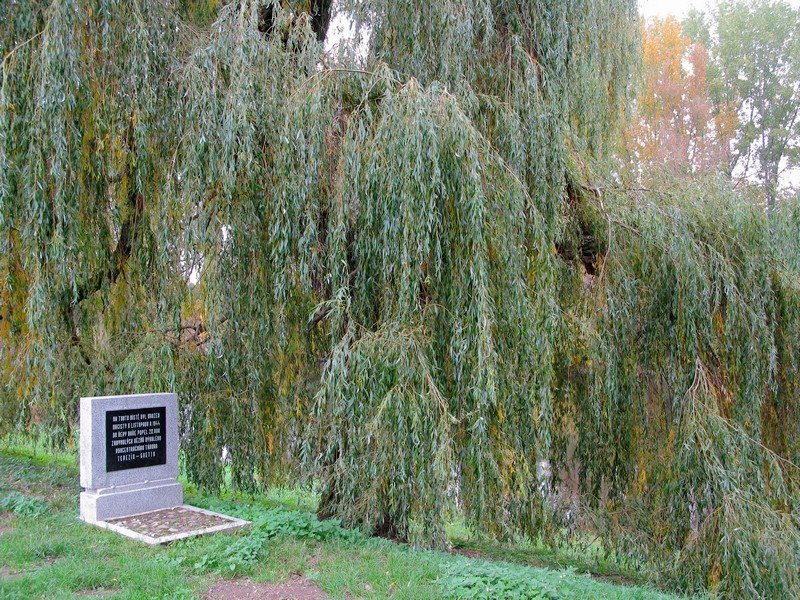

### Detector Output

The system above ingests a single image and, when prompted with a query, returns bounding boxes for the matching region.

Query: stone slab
[82,504,250,545]
[80,479,183,523]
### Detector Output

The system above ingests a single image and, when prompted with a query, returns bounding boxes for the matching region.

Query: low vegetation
[0,444,687,599]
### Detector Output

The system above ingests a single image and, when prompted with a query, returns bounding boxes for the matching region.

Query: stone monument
[79,392,247,544]
[80,393,182,522]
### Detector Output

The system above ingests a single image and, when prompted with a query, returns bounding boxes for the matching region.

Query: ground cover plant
[0,445,685,599]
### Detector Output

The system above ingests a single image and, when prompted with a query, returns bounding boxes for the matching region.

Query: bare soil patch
[205,575,329,600]
[78,587,122,597]
[37,556,60,569]
[0,565,21,580]
[450,546,488,559]
[0,556,60,581]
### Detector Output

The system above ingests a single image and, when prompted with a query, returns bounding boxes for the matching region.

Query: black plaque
[105,407,167,472]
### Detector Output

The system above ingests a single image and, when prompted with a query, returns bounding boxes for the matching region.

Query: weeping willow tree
[302,0,641,545]
[0,0,189,445]
[2,0,799,597]
[555,176,800,596]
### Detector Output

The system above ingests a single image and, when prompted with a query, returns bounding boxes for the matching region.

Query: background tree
[627,16,734,176]
[685,1,800,211]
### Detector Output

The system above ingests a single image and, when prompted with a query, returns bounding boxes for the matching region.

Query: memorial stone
[79,392,248,544]
[79,393,183,523]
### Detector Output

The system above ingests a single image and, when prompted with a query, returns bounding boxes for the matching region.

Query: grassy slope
[0,445,690,600]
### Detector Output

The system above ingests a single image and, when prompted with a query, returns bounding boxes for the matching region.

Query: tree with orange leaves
[628,16,735,177]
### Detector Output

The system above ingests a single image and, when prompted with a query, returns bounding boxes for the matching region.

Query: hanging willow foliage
[311,77,557,545]
[553,175,800,596]
[2,0,799,597]
[171,1,334,491]
[0,0,187,446]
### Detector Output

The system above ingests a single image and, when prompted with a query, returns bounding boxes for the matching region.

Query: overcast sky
[639,0,711,19]
[640,0,800,19]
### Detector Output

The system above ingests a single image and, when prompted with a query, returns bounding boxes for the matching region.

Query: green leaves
[0,491,49,518]
[310,76,558,545]
[166,502,361,575]
[2,2,799,597]
[439,559,561,600]
[0,0,185,445]
[557,174,800,598]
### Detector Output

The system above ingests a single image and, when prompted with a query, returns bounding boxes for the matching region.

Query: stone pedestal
[79,393,183,523]
[80,479,184,522]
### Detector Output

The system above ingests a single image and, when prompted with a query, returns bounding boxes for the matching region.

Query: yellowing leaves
[628,17,733,176]
[637,456,648,492]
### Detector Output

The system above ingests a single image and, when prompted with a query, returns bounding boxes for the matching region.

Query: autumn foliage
[628,17,736,176]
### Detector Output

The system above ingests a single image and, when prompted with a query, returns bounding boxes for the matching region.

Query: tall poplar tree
[685,1,800,211]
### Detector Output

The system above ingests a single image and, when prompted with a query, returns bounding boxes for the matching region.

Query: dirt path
[205,575,330,600]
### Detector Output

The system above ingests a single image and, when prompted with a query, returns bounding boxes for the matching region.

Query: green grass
[0,444,691,600]
[446,528,649,587]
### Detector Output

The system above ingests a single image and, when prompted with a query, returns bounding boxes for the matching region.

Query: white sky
[640,0,800,19]
[640,0,711,19]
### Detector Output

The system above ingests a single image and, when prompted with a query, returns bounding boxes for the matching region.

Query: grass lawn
[0,443,691,600]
